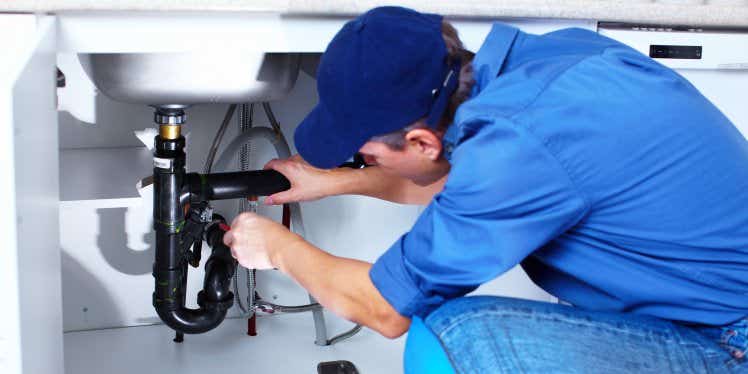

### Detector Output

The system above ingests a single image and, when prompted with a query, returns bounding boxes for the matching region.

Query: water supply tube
[236,103,255,317]
[213,126,306,243]
[211,105,362,345]
[213,127,286,172]
[214,123,330,345]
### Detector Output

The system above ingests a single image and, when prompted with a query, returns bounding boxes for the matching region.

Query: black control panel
[649,45,702,59]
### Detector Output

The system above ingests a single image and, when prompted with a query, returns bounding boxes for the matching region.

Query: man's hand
[223,211,411,338]
[265,155,446,206]
[263,155,339,205]
[223,212,299,270]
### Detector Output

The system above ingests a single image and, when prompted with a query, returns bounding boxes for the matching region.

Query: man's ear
[405,128,442,161]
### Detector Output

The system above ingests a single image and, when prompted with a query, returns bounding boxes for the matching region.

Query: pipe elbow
[151,222,236,335]
[203,256,234,303]
[203,221,236,304]
[155,306,227,335]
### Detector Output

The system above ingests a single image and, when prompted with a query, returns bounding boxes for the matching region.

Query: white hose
[213,127,287,172]
[215,124,328,344]
[234,103,254,316]
[213,127,307,238]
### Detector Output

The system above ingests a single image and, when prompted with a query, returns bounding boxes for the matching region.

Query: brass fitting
[159,125,181,140]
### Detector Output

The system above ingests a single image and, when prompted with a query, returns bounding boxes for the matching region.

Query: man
[223,6,748,372]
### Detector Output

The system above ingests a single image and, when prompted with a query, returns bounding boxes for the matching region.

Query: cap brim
[294,104,369,169]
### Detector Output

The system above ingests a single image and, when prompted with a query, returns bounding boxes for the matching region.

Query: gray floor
[64,313,405,373]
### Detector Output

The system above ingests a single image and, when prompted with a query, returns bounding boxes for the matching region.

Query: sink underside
[80,52,301,107]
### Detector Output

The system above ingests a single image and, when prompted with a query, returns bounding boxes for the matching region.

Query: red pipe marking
[282,204,291,229]
[247,313,257,336]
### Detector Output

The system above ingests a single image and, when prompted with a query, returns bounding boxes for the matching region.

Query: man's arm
[225,213,411,338]
[274,237,411,338]
[264,156,445,205]
[344,166,446,204]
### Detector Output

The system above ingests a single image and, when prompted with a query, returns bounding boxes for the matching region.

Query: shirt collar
[442,23,519,162]
[472,23,520,93]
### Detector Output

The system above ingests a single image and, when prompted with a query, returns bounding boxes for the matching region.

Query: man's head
[294,6,474,183]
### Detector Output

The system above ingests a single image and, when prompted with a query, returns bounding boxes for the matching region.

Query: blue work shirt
[369,23,748,325]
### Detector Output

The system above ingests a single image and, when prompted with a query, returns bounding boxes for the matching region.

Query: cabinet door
[0,15,62,374]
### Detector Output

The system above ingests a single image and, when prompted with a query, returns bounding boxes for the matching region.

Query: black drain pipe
[184,170,291,202]
[151,107,290,336]
[154,216,235,335]
[152,114,194,333]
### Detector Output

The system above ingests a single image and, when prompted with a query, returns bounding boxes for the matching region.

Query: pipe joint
[197,291,234,312]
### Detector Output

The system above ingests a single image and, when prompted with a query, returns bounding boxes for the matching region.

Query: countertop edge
[2,1,748,28]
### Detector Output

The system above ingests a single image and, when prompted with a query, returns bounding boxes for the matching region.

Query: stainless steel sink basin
[79,52,300,106]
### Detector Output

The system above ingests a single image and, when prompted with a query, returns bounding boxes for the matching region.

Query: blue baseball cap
[294,6,461,169]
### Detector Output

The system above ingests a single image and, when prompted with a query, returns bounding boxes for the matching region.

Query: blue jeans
[405,296,748,373]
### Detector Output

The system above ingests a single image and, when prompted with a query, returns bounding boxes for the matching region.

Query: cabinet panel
[0,15,63,374]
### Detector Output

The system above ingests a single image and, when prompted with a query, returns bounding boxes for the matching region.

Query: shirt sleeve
[369,117,589,317]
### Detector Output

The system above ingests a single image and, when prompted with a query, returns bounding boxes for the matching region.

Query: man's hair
[370,21,475,150]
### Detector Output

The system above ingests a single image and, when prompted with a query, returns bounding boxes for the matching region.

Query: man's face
[357,130,450,186]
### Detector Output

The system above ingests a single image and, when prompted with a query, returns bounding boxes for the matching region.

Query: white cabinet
[0,14,63,374]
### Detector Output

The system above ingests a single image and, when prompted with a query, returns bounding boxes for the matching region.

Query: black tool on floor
[317,360,359,374]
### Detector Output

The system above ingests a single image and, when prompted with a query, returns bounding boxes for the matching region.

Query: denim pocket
[698,317,748,370]
[719,318,747,370]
